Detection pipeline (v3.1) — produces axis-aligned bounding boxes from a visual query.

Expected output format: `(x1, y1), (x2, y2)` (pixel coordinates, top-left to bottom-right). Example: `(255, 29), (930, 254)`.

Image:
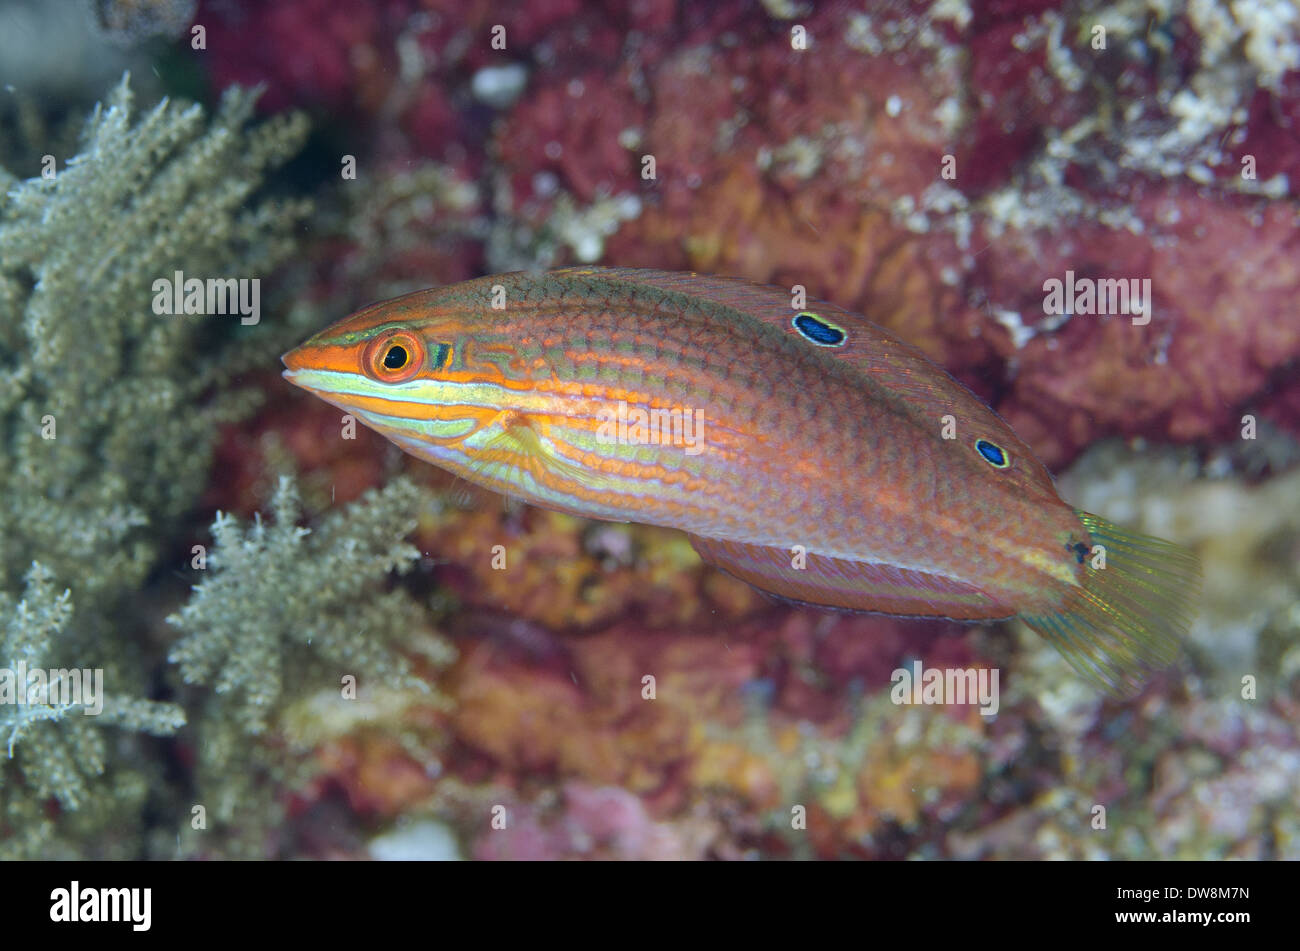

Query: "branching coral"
(167, 476), (454, 856)
(0, 74), (308, 853)
(0, 564), (185, 858)
(169, 476), (446, 734)
(0, 74), (309, 603)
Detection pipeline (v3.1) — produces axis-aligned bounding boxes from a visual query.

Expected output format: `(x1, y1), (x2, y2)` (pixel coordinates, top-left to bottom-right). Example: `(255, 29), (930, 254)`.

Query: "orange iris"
(363, 331), (426, 384)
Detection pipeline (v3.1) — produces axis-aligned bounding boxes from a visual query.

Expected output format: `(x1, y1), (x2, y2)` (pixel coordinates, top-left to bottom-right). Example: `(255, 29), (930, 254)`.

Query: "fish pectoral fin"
(687, 535), (1012, 621)
(481, 413), (605, 492)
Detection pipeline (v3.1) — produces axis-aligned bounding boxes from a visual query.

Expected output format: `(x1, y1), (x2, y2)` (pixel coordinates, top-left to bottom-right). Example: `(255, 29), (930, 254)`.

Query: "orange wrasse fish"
(282, 267), (1200, 692)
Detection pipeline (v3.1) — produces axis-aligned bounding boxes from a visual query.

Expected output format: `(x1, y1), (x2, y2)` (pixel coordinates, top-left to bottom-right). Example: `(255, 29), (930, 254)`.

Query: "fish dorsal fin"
(688, 534), (1014, 622)
(550, 266), (977, 411)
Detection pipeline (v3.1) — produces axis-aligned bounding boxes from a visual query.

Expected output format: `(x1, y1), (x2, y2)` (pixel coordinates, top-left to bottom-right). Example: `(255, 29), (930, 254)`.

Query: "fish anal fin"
(688, 535), (1012, 621)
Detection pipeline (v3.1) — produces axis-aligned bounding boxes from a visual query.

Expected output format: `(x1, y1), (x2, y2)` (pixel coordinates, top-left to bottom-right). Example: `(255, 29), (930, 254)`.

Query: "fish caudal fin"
(1021, 511), (1201, 695)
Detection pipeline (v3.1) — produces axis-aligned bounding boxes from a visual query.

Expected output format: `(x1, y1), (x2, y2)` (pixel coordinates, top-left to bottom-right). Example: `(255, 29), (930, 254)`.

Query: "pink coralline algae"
(472, 782), (718, 860)
(202, 0), (418, 115)
(974, 187), (1300, 463)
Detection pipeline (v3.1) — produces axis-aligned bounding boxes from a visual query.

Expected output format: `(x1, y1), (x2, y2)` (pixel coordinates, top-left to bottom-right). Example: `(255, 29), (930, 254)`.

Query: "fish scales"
(478, 280), (910, 551)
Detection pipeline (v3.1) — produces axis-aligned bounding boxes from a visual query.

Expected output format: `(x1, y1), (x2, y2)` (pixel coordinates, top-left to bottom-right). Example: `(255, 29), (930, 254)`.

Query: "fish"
(282, 267), (1200, 693)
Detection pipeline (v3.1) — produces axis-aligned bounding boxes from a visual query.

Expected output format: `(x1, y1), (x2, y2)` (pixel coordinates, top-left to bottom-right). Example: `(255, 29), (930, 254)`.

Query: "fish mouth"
(278, 360), (357, 416)
(281, 348), (315, 390)
(281, 366), (327, 399)
(280, 356), (322, 397)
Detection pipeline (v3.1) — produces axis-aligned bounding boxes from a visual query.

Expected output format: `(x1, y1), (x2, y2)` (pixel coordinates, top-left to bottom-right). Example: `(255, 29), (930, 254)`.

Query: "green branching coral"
(0, 74), (309, 853)
(169, 476), (446, 735)
(0, 564), (184, 858)
(168, 476), (454, 857)
(0, 74), (309, 604)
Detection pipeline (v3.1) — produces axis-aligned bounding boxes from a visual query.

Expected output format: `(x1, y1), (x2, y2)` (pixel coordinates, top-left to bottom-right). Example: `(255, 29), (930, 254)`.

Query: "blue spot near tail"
(975, 438), (1009, 468)
(792, 312), (847, 347)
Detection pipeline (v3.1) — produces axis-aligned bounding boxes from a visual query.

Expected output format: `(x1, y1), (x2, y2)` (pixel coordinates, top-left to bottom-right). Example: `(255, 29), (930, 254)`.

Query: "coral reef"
(416, 506), (764, 631)
(471, 782), (721, 861)
(183, 0), (1300, 858)
(2, 1), (1297, 861)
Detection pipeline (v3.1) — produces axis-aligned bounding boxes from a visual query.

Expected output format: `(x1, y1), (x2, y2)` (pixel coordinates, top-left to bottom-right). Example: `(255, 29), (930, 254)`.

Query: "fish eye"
(975, 438), (1010, 468)
(383, 345), (408, 370)
(363, 331), (425, 383)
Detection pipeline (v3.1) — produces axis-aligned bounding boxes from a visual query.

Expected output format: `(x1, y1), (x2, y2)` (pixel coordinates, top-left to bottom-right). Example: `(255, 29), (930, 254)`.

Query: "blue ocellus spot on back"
(975, 438), (1009, 468)
(792, 312), (847, 347)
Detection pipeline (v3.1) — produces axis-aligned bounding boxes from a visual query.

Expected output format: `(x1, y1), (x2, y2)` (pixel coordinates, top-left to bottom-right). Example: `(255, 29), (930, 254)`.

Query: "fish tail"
(1020, 510), (1201, 694)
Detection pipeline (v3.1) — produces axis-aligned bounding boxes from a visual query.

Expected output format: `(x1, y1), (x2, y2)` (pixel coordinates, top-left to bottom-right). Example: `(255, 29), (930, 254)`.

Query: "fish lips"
(281, 347), (319, 392)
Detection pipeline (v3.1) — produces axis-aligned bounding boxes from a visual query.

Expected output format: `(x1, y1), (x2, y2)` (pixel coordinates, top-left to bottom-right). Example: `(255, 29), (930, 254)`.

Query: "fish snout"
(281, 345), (320, 389)
(280, 346), (317, 393)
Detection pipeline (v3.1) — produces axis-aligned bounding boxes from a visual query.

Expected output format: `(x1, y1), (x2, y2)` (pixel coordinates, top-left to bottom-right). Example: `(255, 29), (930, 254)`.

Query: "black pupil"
(383, 345), (408, 370)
